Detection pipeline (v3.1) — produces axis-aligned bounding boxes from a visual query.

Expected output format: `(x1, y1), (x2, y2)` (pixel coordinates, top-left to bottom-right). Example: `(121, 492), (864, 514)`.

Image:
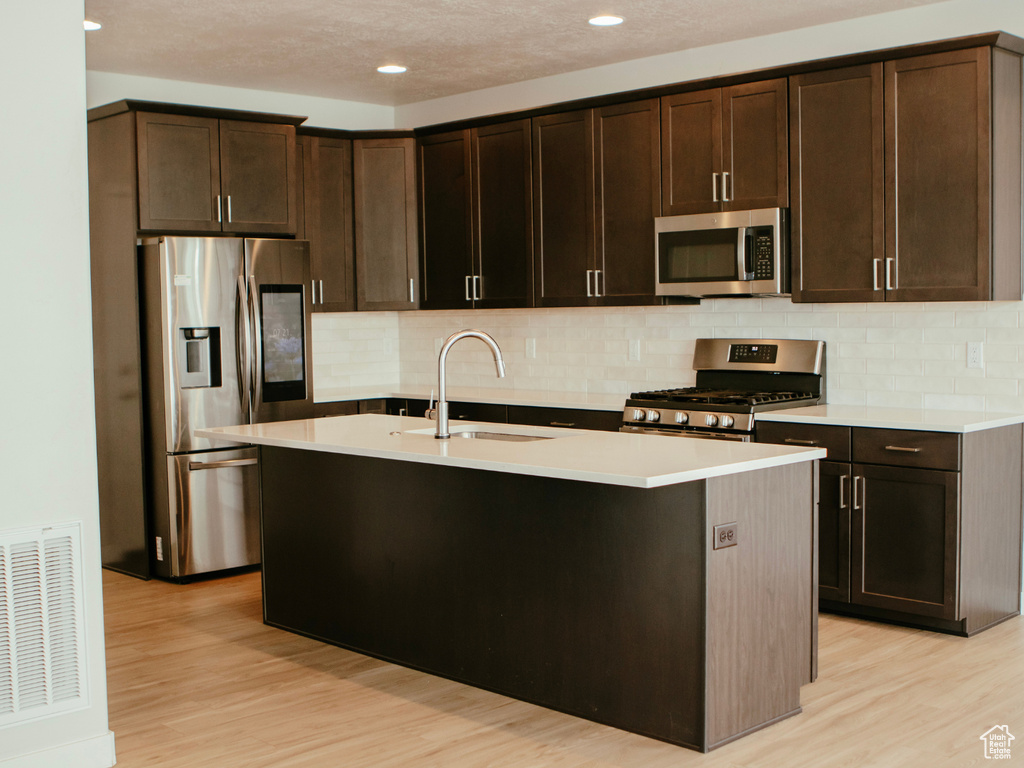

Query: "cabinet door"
(885, 48), (991, 301)
(660, 88), (722, 215)
(136, 112), (221, 232)
(851, 463), (959, 620)
(419, 131), (474, 309)
(594, 99), (660, 305)
(789, 65), (884, 303)
(818, 461), (852, 603)
(532, 110), (596, 307)
(309, 137), (355, 312)
(721, 78), (788, 210)
(353, 138), (419, 310)
(219, 120), (297, 235)
(473, 120), (534, 309)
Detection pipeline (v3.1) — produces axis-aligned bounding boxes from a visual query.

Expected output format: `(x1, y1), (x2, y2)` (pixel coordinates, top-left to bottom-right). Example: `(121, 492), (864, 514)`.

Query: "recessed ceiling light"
(589, 15), (623, 26)
(377, 65), (407, 74)
(84, 20), (102, 31)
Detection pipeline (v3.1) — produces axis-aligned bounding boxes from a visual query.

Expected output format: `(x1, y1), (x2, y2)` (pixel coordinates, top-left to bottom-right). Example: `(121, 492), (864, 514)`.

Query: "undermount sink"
(451, 430), (553, 442)
(402, 425), (560, 442)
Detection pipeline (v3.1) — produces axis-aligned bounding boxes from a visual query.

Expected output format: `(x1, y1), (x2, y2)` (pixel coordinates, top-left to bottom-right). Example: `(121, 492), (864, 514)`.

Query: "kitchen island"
(199, 414), (825, 752)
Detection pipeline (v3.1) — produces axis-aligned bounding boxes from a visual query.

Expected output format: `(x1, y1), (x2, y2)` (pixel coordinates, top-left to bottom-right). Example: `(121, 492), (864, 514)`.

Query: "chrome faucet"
(433, 329), (505, 439)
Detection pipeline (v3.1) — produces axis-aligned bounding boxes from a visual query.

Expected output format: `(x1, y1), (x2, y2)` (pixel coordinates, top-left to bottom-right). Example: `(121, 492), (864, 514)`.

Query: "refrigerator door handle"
(247, 275), (263, 416)
(188, 457), (259, 471)
(236, 276), (252, 417)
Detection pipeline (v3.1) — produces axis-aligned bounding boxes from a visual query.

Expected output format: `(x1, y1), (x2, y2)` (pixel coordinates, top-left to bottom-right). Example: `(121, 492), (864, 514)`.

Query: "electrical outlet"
(628, 339), (641, 362)
(713, 523), (738, 550)
(967, 341), (984, 369)
(526, 338), (536, 359)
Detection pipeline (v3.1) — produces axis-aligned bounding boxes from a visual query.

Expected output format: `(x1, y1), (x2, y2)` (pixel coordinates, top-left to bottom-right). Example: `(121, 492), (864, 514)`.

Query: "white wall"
(86, 70), (394, 130)
(0, 1), (114, 767)
(396, 0), (1024, 127)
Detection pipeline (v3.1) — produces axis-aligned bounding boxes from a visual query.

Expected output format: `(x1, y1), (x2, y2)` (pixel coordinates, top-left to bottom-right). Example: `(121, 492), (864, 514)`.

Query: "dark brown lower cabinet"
(852, 463), (959, 620)
(757, 420), (1022, 635)
(817, 461), (851, 603)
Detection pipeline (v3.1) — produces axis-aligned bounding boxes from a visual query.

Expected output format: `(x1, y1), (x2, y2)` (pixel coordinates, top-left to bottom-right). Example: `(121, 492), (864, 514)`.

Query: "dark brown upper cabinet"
(297, 134), (356, 312)
(789, 64), (885, 303)
(791, 47), (1023, 303)
(136, 112), (297, 235)
(353, 137), (420, 311)
(661, 79), (788, 216)
(533, 99), (661, 307)
(419, 120), (534, 310)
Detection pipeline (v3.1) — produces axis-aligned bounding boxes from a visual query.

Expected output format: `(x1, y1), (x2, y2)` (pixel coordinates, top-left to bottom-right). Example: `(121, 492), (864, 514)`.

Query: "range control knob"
(631, 408), (646, 421)
(646, 410), (660, 423)
(720, 414), (735, 428)
(675, 411), (689, 425)
(705, 414), (719, 427)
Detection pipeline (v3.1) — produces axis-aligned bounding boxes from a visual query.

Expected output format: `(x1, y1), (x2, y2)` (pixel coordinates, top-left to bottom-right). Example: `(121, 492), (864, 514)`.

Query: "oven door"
(621, 425), (751, 442)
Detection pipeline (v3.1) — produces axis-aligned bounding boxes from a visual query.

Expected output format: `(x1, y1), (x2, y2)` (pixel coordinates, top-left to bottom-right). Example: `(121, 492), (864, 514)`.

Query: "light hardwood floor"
(103, 569), (1024, 767)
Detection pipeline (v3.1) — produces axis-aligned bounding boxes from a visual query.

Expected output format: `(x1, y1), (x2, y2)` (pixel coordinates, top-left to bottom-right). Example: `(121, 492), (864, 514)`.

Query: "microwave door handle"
(736, 227), (754, 280)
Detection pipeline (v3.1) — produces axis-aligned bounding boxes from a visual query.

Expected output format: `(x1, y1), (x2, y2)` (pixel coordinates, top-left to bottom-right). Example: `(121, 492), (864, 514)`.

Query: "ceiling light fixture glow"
(84, 20), (102, 31)
(377, 65), (407, 74)
(588, 15), (623, 26)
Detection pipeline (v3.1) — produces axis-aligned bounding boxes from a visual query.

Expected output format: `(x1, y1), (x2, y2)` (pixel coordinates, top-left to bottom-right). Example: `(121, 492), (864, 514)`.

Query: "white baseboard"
(1, 732), (115, 768)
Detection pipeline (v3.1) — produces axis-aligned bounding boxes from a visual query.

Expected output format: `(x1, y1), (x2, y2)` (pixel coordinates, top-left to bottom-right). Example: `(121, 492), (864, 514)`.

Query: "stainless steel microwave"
(654, 207), (789, 298)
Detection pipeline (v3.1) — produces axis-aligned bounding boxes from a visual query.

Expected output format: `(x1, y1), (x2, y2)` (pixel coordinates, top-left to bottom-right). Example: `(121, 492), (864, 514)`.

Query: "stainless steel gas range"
(621, 338), (825, 441)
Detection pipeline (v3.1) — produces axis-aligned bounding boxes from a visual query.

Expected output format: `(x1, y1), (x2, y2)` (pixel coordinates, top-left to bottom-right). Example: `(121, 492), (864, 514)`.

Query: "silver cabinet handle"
(873, 259), (881, 291)
(712, 173), (719, 202)
(465, 275), (472, 301)
(188, 457), (258, 471)
(227, 195), (233, 223)
(550, 421), (576, 427)
(217, 195), (223, 223)
(586, 269), (594, 298)
(722, 171), (731, 202)
(311, 279), (317, 306)
(839, 474), (849, 510)
(852, 475), (865, 511)
(884, 445), (922, 453)
(885, 257), (896, 290)
(319, 279), (324, 304)
(409, 278), (415, 303)
(474, 275), (481, 301)
(784, 438), (818, 446)
(594, 270), (602, 297)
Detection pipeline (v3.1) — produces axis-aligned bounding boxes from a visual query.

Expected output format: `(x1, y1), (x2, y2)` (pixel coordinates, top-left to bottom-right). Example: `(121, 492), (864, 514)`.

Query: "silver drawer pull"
(188, 458), (258, 471)
(784, 438), (818, 446)
(884, 445), (922, 453)
(839, 474), (849, 510)
(550, 422), (575, 427)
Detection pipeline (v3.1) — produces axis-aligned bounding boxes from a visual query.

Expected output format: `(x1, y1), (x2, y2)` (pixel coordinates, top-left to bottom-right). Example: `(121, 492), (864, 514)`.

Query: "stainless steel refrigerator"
(137, 236), (313, 579)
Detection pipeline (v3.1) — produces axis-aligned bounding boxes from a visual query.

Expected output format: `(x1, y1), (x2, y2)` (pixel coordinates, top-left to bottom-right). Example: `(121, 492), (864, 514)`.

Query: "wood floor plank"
(103, 569), (1024, 767)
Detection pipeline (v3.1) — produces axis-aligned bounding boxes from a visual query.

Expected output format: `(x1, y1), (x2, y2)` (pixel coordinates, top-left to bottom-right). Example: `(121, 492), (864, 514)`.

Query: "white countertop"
(759, 405), (1024, 434)
(198, 414), (825, 489)
(315, 385), (627, 412)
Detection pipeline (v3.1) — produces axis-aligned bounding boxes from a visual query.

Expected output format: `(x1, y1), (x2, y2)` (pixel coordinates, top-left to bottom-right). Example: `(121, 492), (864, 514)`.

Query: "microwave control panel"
(752, 227), (775, 280)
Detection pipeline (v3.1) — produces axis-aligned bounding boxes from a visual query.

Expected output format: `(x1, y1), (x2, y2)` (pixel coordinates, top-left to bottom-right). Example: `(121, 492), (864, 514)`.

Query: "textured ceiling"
(83, 0), (949, 107)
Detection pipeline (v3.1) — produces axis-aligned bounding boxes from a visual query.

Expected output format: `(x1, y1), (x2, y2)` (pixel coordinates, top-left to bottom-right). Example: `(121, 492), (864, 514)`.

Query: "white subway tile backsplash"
(311, 300), (1024, 414)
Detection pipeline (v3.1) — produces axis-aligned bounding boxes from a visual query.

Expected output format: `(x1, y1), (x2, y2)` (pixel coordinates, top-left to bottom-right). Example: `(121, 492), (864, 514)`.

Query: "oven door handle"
(736, 227), (754, 280)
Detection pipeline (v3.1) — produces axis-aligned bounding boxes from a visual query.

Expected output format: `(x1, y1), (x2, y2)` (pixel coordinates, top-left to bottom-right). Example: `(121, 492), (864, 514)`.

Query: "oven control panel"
(622, 406), (753, 435)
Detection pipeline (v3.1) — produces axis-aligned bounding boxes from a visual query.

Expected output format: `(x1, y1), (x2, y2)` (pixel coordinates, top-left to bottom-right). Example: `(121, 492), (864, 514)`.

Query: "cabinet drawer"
(756, 421), (851, 461)
(852, 428), (960, 471)
(507, 405), (622, 432)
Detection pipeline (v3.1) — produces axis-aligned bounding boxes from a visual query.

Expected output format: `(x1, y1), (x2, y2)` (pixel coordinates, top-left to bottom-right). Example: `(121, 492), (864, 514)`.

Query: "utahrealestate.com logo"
(980, 725), (1015, 760)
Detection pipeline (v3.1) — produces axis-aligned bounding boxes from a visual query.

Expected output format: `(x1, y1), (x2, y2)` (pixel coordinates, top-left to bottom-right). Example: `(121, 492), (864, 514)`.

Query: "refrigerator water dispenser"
(178, 327), (222, 388)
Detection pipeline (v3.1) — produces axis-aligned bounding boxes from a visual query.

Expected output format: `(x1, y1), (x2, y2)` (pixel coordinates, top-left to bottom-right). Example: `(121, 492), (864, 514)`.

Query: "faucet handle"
(425, 388), (436, 420)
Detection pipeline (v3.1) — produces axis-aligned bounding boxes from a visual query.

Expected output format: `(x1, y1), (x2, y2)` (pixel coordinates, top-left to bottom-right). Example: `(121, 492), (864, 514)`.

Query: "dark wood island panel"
(258, 447), (815, 751)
